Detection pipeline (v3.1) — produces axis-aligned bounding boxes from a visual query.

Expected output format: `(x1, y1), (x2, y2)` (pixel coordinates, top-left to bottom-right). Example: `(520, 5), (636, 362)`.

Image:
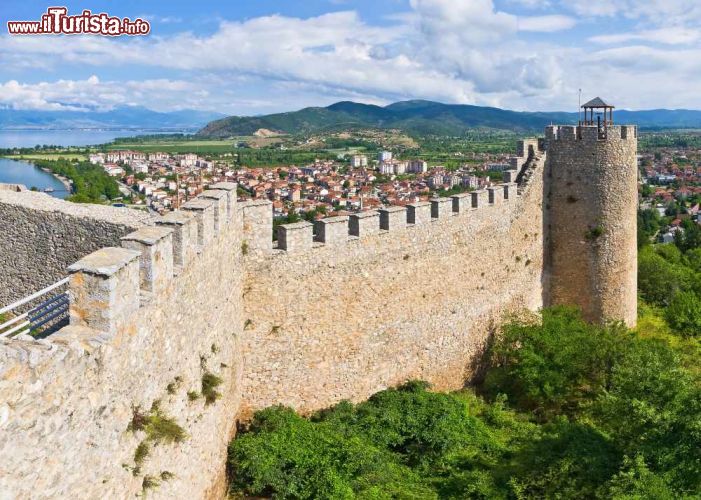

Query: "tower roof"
(581, 97), (614, 109)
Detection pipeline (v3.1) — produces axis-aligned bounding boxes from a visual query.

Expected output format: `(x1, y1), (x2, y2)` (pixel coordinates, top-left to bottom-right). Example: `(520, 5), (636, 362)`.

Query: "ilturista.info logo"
(7, 7), (150, 36)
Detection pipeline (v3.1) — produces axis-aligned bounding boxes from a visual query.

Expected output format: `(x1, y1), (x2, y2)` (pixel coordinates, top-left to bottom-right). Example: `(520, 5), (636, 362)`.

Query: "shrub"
(128, 404), (187, 444)
(202, 372), (223, 405)
(638, 246), (696, 306)
(585, 225), (604, 240)
(160, 471), (175, 481)
(483, 306), (629, 418)
(664, 291), (701, 338)
(146, 412), (187, 444)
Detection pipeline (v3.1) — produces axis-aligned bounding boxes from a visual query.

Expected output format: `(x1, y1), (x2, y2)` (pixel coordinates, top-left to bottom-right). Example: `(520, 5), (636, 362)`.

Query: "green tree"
(664, 291), (701, 337)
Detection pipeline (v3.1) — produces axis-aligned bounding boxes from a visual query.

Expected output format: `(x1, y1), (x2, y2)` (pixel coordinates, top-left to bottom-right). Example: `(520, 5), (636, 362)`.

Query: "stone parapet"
(209, 182), (238, 220)
(430, 197), (453, 219)
(314, 216), (349, 246)
(407, 202), (431, 225)
(182, 199), (215, 246)
(503, 182), (517, 201)
(488, 186), (504, 205)
(503, 169), (518, 183)
(278, 221), (314, 252)
(67, 247), (141, 335)
(200, 190), (229, 230)
(451, 193), (471, 214)
(379, 206), (407, 231)
(471, 189), (488, 208)
(239, 199), (273, 254)
(349, 211), (380, 237)
(121, 226), (175, 294)
(155, 211), (197, 267)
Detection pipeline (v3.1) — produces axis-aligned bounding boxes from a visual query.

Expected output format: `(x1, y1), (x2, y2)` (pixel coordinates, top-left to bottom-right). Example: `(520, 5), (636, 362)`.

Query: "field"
(5, 153), (88, 161)
(105, 135), (285, 154)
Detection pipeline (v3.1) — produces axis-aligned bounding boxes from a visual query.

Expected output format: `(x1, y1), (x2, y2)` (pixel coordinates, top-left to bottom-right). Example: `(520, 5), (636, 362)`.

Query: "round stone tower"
(545, 98), (638, 326)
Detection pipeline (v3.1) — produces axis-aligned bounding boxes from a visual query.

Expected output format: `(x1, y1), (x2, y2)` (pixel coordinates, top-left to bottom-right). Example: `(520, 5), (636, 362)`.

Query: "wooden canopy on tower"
(581, 97), (614, 126)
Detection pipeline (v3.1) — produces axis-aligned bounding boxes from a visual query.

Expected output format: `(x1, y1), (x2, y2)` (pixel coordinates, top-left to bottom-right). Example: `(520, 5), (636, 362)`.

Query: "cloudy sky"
(1, 0), (700, 115)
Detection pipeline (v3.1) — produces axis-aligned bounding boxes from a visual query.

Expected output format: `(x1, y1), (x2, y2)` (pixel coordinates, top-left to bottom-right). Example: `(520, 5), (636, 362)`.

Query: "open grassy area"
(5, 153), (88, 161)
(105, 135), (285, 154)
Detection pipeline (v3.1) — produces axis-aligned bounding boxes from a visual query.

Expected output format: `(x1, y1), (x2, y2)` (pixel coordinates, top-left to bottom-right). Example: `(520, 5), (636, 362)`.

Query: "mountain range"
(198, 100), (701, 137)
(0, 106), (225, 131)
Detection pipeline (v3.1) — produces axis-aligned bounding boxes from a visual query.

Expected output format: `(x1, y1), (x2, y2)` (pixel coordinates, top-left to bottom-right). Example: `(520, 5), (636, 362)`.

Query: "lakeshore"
(38, 166), (73, 192)
(0, 158), (70, 198)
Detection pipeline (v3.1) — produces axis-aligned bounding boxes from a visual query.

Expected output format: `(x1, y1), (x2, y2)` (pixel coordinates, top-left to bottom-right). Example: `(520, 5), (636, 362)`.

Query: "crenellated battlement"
(266, 182), (522, 255)
(545, 124), (637, 143)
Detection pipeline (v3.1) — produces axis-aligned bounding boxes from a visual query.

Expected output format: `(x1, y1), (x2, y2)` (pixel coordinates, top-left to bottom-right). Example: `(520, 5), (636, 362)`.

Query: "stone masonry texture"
(0, 189), (150, 308)
(545, 125), (638, 326)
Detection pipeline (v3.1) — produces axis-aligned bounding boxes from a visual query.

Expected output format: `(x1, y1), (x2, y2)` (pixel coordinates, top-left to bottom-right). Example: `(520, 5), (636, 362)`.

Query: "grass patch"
(187, 391), (200, 402)
(585, 225), (604, 241)
(202, 372), (223, 405)
(142, 475), (160, 492)
(133, 441), (150, 475)
(5, 153), (87, 161)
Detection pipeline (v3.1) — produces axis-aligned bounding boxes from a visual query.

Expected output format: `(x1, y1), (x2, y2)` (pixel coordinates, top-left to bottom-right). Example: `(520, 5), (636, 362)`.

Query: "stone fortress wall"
(0, 184), (246, 499)
(0, 125), (636, 499)
(0, 185), (151, 307)
(239, 155), (546, 416)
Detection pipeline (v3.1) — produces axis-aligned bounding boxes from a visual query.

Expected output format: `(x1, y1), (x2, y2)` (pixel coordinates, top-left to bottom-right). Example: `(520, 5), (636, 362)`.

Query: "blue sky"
(2, 0), (701, 115)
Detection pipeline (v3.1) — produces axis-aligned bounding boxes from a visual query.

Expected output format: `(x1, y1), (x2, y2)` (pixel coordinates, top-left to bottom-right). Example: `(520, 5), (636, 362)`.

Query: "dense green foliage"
(228, 306), (700, 499)
(32, 158), (119, 203)
(235, 150), (336, 167)
(638, 231), (701, 338)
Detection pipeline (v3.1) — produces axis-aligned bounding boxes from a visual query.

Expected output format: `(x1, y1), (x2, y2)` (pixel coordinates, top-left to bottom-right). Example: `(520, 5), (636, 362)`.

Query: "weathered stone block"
(503, 169), (518, 183)
(240, 199), (273, 254)
(182, 199), (215, 246)
(379, 206), (407, 231)
(430, 197), (453, 219)
(407, 202), (431, 225)
(121, 226), (174, 294)
(314, 216), (349, 246)
(503, 182), (517, 200)
(451, 193), (471, 214)
(67, 247), (141, 334)
(278, 221), (313, 252)
(209, 182), (238, 220)
(488, 186), (504, 205)
(200, 190), (228, 230)
(471, 190), (488, 208)
(155, 210), (196, 266)
(349, 210), (380, 237)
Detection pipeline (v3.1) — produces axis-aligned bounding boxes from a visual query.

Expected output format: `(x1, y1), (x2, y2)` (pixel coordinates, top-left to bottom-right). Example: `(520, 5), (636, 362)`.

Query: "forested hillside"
(199, 100), (701, 138)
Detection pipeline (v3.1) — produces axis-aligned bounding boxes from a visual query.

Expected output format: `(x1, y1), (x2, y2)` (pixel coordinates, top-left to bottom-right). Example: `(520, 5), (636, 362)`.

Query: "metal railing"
(0, 278), (70, 339)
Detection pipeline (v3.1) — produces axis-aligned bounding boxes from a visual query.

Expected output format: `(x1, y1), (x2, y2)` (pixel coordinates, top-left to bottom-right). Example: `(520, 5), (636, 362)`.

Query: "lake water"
(0, 129), (190, 148)
(0, 158), (69, 199)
